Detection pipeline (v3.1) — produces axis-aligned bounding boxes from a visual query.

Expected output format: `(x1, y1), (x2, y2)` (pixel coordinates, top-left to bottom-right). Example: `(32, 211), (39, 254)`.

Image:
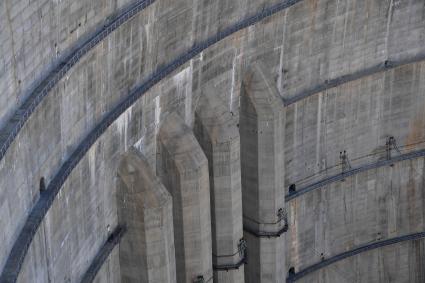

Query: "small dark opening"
(39, 177), (46, 192)
(288, 267), (295, 276)
(289, 184), (296, 193)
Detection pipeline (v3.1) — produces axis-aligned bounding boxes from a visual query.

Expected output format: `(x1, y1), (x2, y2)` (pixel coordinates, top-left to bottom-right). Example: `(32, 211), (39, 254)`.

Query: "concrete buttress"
(157, 113), (213, 283)
(117, 148), (176, 283)
(240, 62), (286, 283)
(194, 88), (245, 283)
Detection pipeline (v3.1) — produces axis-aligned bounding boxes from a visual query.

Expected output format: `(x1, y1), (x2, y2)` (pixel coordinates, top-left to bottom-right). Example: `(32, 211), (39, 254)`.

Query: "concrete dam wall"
(0, 0), (425, 282)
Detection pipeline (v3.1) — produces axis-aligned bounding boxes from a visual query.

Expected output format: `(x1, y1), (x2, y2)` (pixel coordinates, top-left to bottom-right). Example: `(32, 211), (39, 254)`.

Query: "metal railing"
(0, 1), (303, 281)
(80, 226), (126, 283)
(284, 54), (425, 106)
(213, 239), (247, 271)
(285, 148), (425, 201)
(243, 223), (288, 238)
(286, 231), (425, 282)
(0, 0), (156, 162)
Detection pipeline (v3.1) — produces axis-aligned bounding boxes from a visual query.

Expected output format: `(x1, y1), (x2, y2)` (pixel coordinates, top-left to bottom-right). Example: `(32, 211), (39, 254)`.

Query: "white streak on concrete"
(384, 0), (394, 58)
(116, 107), (133, 151)
(229, 52), (238, 112)
(173, 67), (192, 124)
(88, 146), (96, 186)
(155, 95), (161, 135)
(316, 95), (322, 173)
(134, 136), (145, 153)
(277, 11), (287, 95)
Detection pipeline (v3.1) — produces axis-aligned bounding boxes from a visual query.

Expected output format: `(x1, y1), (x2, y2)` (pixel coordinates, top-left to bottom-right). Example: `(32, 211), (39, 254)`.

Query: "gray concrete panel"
(157, 113), (213, 283)
(240, 62), (286, 283)
(117, 149), (176, 283)
(194, 86), (244, 282)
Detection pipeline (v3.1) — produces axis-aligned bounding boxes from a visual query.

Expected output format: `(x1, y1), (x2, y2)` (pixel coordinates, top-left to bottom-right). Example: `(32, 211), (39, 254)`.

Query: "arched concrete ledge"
(80, 226), (126, 283)
(286, 148), (425, 201)
(284, 52), (425, 106)
(0, 1), (305, 281)
(0, 0), (304, 163)
(287, 232), (425, 282)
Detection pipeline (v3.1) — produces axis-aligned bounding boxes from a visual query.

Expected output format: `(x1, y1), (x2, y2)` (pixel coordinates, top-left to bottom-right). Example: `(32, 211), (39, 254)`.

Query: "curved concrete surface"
(0, 1), (303, 281)
(1, 0), (425, 282)
(288, 232), (425, 282)
(286, 148), (425, 201)
(287, 157), (425, 273)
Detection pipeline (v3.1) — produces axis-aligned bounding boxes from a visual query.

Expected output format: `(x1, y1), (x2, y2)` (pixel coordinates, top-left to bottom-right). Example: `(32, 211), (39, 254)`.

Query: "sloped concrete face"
(194, 88), (244, 283)
(157, 113), (213, 283)
(240, 62), (286, 282)
(117, 149), (176, 283)
(297, 238), (425, 283)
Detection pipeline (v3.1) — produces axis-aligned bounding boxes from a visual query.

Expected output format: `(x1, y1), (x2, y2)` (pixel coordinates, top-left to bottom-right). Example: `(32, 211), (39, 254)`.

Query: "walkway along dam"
(1, 0), (425, 282)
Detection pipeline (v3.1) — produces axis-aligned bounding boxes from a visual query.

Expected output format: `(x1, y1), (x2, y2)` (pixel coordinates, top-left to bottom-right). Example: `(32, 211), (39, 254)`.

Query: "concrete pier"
(194, 88), (245, 283)
(117, 149), (176, 283)
(240, 63), (286, 282)
(157, 113), (213, 283)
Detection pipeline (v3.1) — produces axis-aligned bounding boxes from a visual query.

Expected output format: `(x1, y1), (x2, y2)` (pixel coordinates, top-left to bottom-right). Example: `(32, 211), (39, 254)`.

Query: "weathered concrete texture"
(278, 0), (425, 99)
(117, 149), (176, 283)
(2, 0), (425, 281)
(92, 247), (121, 283)
(284, 60), (425, 194)
(297, 238), (425, 283)
(0, 0), (281, 273)
(240, 62), (286, 282)
(0, 0), (135, 127)
(193, 86), (244, 282)
(288, 158), (425, 273)
(15, 139), (121, 283)
(157, 113), (213, 283)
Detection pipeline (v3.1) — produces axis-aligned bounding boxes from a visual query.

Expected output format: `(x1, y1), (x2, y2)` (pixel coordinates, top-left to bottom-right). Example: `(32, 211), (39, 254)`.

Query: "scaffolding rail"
(0, 0), (156, 161)
(286, 148), (425, 202)
(286, 231), (425, 282)
(284, 54), (425, 106)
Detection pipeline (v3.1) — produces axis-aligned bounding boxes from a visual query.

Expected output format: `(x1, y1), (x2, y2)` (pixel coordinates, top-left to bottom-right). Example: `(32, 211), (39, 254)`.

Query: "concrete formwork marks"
(117, 149), (176, 283)
(157, 113), (212, 283)
(194, 87), (244, 282)
(240, 62), (286, 283)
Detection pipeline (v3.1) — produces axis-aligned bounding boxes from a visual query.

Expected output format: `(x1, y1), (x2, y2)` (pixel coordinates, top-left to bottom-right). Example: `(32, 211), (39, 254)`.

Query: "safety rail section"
(213, 257), (247, 271)
(286, 231), (425, 282)
(0, 0), (156, 162)
(243, 223), (288, 238)
(212, 239), (247, 271)
(284, 52), (425, 106)
(80, 226), (126, 283)
(285, 148), (425, 201)
(0, 1), (304, 281)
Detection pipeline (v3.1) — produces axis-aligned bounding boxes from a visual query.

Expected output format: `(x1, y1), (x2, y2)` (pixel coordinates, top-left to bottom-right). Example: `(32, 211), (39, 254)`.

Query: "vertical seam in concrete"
(277, 10), (287, 96)
(4, 0), (19, 103)
(385, 0), (394, 60)
(41, 220), (52, 283)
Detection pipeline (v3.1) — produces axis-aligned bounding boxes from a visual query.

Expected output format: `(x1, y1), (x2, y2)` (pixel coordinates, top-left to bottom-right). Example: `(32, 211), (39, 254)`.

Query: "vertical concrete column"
(157, 113), (213, 283)
(194, 90), (245, 283)
(117, 149), (176, 283)
(240, 62), (286, 283)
